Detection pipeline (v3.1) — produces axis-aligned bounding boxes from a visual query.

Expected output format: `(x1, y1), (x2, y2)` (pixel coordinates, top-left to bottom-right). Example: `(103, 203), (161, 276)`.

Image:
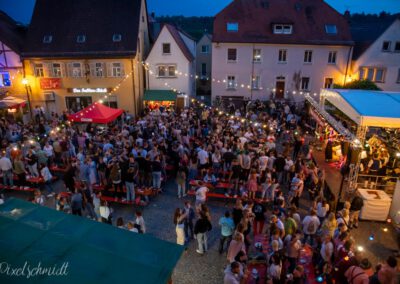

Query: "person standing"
(135, 211), (146, 233)
(124, 160), (137, 202)
(40, 164), (54, 197)
(184, 201), (195, 240)
(194, 212), (212, 255)
(176, 165), (187, 198)
(151, 155), (162, 190)
(349, 195), (364, 229)
(13, 155), (27, 186)
(195, 181), (209, 209)
(173, 208), (187, 246)
(26, 149), (39, 177)
(70, 188), (83, 216)
(252, 200), (266, 235)
(219, 211), (235, 254)
(0, 151), (13, 187)
(302, 209), (320, 246)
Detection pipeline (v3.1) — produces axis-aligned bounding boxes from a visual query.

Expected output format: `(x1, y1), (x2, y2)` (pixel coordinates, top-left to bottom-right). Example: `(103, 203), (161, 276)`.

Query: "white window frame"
(162, 43), (171, 54)
(359, 66), (386, 83)
(0, 71), (11, 87)
(227, 22), (239, 32)
(34, 63), (44, 77)
(113, 34), (122, 42)
(52, 63), (62, 78)
(253, 49), (261, 62)
(227, 75), (236, 90)
(201, 45), (210, 54)
(111, 62), (123, 77)
(251, 75), (261, 90)
(382, 41), (391, 52)
(93, 62), (104, 77)
(227, 48), (237, 62)
(77, 35), (86, 43)
(325, 24), (337, 34)
(71, 62), (82, 78)
(328, 51), (337, 64)
(273, 24), (292, 34)
(300, 77), (310, 91)
(43, 35), (52, 43)
(278, 49), (287, 63)
(304, 50), (313, 64)
(157, 64), (177, 78)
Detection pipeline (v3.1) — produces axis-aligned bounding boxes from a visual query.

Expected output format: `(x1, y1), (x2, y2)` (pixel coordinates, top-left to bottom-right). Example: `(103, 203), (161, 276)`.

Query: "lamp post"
(22, 78), (33, 121)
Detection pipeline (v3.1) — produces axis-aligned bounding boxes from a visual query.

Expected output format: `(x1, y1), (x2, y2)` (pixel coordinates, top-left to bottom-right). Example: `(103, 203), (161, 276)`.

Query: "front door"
(275, 80), (285, 99)
(65, 96), (92, 113)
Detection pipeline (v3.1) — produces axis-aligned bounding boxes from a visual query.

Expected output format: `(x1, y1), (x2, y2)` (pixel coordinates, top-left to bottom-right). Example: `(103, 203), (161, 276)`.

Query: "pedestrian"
(176, 165), (187, 198)
(219, 211), (235, 254)
(40, 164), (54, 197)
(184, 200), (195, 240)
(349, 195), (364, 229)
(135, 210), (146, 233)
(195, 181), (209, 209)
(70, 188), (83, 216)
(0, 151), (13, 187)
(194, 211), (212, 255)
(152, 155), (162, 190)
(252, 200), (266, 235)
(99, 199), (112, 224)
(173, 208), (187, 246)
(302, 209), (320, 246)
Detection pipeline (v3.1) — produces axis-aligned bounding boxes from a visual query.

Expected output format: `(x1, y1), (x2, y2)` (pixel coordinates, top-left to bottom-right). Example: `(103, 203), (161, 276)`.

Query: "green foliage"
(333, 80), (381, 90)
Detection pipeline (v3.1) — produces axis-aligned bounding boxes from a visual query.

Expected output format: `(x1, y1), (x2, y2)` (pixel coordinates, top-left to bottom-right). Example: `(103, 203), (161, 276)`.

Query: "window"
(77, 35), (86, 43)
(43, 35), (52, 43)
(397, 69), (400, 83)
(0, 72), (11, 87)
(382, 41), (391, 52)
(300, 77), (310, 90)
(70, 62), (82, 77)
(395, 42), (400, 52)
(34, 63), (44, 77)
(93, 63), (104, 77)
(325, 24), (337, 34)
(273, 24), (293, 34)
(201, 63), (207, 76)
(201, 45), (210, 53)
(52, 63), (62, 77)
(227, 75), (236, 89)
(253, 49), (261, 62)
(304, 50), (313, 63)
(112, 62), (123, 77)
(359, 67), (386, 83)
(113, 34), (122, 42)
(324, 78), (333, 88)
(162, 43), (171, 54)
(227, 22), (238, 32)
(251, 75), (261, 90)
(157, 65), (176, 77)
(328, 51), (337, 64)
(278, 49), (287, 63)
(227, 48), (237, 62)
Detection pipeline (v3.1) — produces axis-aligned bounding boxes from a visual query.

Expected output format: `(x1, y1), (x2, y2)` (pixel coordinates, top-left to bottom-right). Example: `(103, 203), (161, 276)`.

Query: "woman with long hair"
(173, 208), (187, 246)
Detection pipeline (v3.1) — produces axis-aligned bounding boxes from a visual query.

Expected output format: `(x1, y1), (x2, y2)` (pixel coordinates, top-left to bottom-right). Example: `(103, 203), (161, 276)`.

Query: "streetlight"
(22, 78), (33, 121)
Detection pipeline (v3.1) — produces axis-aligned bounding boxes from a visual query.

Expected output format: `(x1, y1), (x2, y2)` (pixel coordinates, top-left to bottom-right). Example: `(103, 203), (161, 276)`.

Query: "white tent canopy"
(321, 89), (400, 128)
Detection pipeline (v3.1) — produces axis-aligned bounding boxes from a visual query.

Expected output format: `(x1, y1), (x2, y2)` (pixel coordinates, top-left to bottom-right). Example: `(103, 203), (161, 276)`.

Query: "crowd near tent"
(68, 102), (123, 124)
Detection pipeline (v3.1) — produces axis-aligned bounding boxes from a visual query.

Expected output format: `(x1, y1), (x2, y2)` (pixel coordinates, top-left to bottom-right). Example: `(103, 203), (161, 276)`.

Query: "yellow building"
(21, 0), (150, 116)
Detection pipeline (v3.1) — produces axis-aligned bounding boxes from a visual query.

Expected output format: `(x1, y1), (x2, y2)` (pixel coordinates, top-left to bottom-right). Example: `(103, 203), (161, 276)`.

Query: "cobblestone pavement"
(4, 177), (399, 284)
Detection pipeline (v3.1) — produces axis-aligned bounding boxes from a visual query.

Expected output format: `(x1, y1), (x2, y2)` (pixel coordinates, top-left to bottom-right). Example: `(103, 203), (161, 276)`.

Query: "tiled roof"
(164, 24), (195, 62)
(22, 0), (143, 58)
(213, 0), (353, 46)
(0, 11), (26, 54)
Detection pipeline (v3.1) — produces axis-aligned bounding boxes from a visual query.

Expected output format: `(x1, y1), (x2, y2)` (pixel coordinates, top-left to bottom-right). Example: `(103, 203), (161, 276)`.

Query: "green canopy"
(0, 198), (183, 284)
(144, 90), (177, 101)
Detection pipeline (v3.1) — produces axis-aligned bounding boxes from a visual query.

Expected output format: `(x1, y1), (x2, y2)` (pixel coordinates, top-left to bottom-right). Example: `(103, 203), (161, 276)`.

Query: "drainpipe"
(131, 59), (137, 116)
(343, 45), (353, 86)
(250, 44), (255, 101)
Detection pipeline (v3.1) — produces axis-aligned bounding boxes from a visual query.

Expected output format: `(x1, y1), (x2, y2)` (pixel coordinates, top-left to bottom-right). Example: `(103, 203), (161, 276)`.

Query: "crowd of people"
(0, 99), (398, 283)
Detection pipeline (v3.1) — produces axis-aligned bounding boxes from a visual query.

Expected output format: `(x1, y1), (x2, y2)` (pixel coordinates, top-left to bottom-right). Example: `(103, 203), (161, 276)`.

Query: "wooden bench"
(0, 184), (36, 192)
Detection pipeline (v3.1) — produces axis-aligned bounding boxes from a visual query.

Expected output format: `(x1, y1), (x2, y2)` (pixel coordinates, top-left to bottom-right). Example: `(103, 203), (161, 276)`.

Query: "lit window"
(278, 49), (287, 63)
(162, 43), (171, 54)
(382, 41), (391, 52)
(112, 62), (123, 77)
(324, 78), (333, 88)
(251, 76), (261, 90)
(328, 51), (337, 64)
(273, 24), (292, 34)
(52, 63), (62, 77)
(227, 75), (236, 89)
(34, 63), (44, 77)
(94, 63), (104, 77)
(359, 67), (385, 83)
(253, 49), (261, 62)
(201, 45), (210, 53)
(43, 35), (52, 43)
(325, 24), (337, 34)
(227, 23), (238, 32)
(157, 65), (176, 77)
(227, 48), (237, 62)
(77, 35), (86, 43)
(0, 72), (11, 87)
(113, 34), (122, 42)
(71, 62), (82, 77)
(300, 77), (310, 90)
(304, 50), (313, 63)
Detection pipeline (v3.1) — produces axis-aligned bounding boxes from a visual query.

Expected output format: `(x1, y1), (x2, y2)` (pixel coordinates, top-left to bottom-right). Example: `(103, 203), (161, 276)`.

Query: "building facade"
(196, 34), (212, 96)
(351, 18), (400, 91)
(145, 24), (196, 97)
(21, 0), (150, 115)
(211, 0), (354, 103)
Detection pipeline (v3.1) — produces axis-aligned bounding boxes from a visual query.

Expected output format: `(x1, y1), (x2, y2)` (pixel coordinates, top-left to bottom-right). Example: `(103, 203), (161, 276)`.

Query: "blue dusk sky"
(0, 0), (399, 24)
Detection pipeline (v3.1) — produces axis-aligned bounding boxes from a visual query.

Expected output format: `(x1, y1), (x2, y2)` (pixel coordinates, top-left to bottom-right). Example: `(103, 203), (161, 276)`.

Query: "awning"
(0, 96), (26, 109)
(321, 89), (400, 128)
(0, 198), (184, 284)
(68, 102), (123, 124)
(144, 90), (177, 101)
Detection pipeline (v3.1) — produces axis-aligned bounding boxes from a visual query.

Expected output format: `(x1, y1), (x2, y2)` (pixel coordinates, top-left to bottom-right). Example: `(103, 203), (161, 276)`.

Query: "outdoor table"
(358, 188), (391, 221)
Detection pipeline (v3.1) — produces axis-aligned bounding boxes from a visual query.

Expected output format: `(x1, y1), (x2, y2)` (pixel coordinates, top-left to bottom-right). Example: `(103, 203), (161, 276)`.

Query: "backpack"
(306, 218), (316, 234)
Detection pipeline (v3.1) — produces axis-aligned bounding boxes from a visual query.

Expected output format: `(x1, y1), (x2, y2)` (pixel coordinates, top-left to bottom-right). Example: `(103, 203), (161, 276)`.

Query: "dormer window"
(227, 23), (239, 32)
(325, 24), (337, 34)
(113, 34), (122, 42)
(43, 35), (52, 43)
(273, 24), (292, 34)
(77, 35), (86, 43)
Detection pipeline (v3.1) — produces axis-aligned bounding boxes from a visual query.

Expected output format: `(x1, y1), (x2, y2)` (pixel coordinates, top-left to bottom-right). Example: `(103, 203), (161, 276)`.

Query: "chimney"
(344, 10), (351, 22)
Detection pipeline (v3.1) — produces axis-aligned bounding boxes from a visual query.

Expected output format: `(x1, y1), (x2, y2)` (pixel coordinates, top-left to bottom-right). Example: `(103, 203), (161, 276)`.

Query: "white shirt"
(259, 156), (268, 171)
(135, 216), (146, 233)
(197, 149), (208, 165)
(317, 203), (329, 218)
(302, 215), (320, 234)
(0, 157), (12, 171)
(40, 167), (53, 182)
(196, 186), (208, 202)
(100, 206), (110, 219)
(43, 145), (54, 157)
(320, 241), (334, 262)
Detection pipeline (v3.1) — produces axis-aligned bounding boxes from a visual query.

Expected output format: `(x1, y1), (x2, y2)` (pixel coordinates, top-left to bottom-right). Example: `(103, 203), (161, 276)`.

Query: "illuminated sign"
(72, 88), (108, 93)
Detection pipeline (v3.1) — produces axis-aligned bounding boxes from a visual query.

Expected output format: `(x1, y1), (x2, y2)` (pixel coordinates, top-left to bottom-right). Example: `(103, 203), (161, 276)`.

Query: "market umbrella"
(0, 96), (26, 109)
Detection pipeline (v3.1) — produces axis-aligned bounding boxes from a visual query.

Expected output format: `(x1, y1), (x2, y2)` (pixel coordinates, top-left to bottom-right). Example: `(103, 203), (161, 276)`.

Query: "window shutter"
(89, 63), (95, 77)
(43, 63), (51, 77)
(106, 63), (113, 77)
(101, 63), (106, 77)
(120, 63), (125, 77)
(67, 63), (73, 77)
(60, 63), (66, 77)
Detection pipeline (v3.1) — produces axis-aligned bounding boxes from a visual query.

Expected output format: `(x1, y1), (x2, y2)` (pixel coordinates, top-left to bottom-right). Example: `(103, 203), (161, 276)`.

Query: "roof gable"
(213, 0), (353, 46)
(0, 11), (26, 54)
(23, 0), (143, 58)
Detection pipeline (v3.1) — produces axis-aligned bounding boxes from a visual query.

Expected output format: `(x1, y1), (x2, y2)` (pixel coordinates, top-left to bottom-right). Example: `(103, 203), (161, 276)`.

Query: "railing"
(356, 174), (399, 192)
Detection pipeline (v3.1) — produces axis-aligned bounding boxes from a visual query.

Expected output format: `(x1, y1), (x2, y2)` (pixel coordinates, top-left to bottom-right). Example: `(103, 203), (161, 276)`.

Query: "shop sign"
(69, 88), (111, 93)
(309, 108), (325, 127)
(40, 78), (62, 90)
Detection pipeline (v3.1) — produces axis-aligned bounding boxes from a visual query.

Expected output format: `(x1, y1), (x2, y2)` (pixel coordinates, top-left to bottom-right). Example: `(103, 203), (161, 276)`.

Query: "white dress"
(176, 222), (185, 245)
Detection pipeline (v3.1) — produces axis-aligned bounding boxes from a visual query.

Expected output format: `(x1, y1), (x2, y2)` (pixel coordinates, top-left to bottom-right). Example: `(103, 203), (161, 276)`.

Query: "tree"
(333, 80), (381, 90)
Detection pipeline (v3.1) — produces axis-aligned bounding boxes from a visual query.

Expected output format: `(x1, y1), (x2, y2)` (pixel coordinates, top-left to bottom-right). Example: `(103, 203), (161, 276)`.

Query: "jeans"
(152, 171), (161, 189)
(2, 170), (13, 186)
(177, 182), (186, 197)
(85, 203), (97, 219)
(196, 232), (208, 253)
(219, 235), (232, 253)
(43, 180), (54, 194)
(28, 163), (39, 177)
(184, 220), (194, 239)
(125, 181), (135, 201)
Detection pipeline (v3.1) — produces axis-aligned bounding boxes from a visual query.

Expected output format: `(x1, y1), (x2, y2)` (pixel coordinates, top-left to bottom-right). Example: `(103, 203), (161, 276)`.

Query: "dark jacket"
(194, 217), (212, 234)
(350, 196), (364, 211)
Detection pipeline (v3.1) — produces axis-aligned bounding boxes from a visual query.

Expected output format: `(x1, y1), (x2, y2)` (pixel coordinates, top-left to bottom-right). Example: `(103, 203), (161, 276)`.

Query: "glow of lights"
(387, 218), (392, 223)
(230, 116), (234, 119)
(357, 246), (364, 252)
(369, 234), (374, 241)
(219, 111), (223, 115)
(272, 88), (276, 92)
(396, 153), (400, 158)
(316, 276), (324, 283)
(254, 123), (258, 126)
(241, 119), (245, 123)
(22, 78), (28, 85)
(383, 227), (388, 232)
(344, 256), (349, 261)
(99, 100), (104, 104)
(13, 147), (18, 151)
